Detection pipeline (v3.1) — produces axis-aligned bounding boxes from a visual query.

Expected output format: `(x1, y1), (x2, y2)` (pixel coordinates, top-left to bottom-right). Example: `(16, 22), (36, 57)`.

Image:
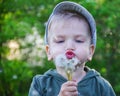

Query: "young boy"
(29, 1), (116, 96)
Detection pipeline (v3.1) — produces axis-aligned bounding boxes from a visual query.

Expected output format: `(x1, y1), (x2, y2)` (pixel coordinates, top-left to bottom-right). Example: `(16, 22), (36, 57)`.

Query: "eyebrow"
(74, 34), (86, 38)
(54, 35), (65, 38)
(53, 36), (64, 41)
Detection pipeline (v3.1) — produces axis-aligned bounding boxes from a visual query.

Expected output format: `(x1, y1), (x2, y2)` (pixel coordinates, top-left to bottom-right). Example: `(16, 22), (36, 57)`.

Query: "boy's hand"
(58, 80), (78, 96)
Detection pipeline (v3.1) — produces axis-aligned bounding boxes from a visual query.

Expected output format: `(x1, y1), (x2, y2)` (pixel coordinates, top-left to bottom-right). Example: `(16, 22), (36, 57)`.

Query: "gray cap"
(45, 1), (97, 47)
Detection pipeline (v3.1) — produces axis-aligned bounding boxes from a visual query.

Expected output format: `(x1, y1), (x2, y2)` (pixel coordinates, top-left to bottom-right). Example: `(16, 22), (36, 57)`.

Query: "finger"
(66, 86), (78, 92)
(60, 81), (77, 93)
(70, 91), (79, 96)
(64, 91), (79, 96)
(62, 82), (78, 92)
(65, 81), (77, 86)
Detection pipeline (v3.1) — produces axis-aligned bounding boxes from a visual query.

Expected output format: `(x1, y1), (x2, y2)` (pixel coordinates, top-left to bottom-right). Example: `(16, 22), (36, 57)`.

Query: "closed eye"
(75, 40), (84, 43)
(56, 40), (64, 43)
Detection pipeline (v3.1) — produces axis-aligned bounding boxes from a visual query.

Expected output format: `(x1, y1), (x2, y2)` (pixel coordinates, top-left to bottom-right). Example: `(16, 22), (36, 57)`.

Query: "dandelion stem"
(66, 68), (72, 80)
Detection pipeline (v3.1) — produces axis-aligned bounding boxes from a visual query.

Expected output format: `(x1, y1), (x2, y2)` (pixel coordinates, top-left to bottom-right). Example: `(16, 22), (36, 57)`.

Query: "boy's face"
(46, 18), (95, 65)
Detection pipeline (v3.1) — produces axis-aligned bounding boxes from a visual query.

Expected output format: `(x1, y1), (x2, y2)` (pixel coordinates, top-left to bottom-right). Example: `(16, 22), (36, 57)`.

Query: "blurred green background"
(0, 0), (120, 96)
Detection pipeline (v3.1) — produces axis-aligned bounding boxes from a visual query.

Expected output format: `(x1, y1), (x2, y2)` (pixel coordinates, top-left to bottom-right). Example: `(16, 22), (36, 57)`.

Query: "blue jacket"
(28, 67), (116, 96)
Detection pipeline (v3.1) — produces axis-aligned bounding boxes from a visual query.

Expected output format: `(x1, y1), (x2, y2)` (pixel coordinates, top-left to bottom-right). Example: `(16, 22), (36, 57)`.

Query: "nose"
(65, 39), (75, 51)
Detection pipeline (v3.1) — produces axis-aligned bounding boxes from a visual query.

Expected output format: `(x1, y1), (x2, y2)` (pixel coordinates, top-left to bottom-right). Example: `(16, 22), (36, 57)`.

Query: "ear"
(87, 44), (95, 61)
(45, 45), (53, 61)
